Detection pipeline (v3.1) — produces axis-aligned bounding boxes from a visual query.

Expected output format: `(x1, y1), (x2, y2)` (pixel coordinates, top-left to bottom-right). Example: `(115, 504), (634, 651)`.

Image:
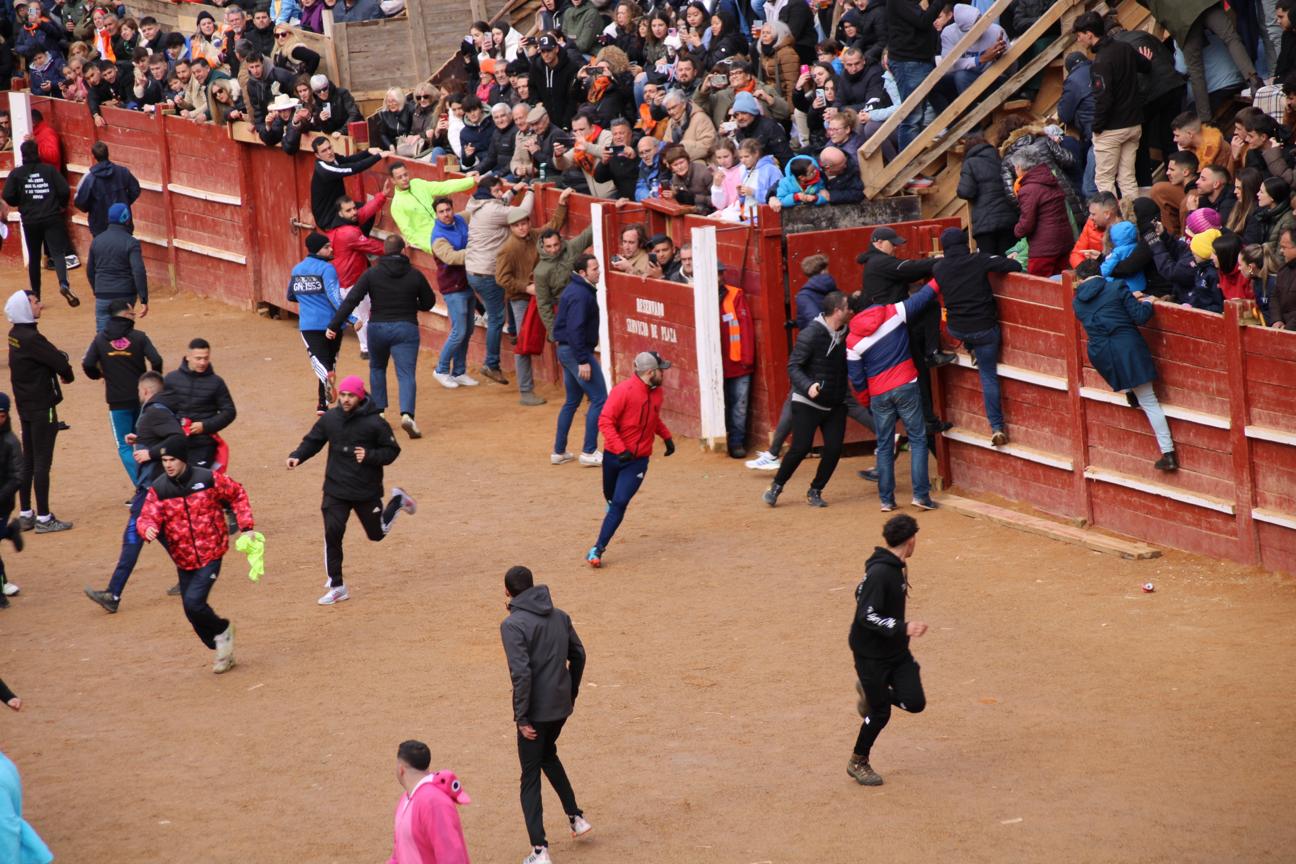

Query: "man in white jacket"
(464, 177), (534, 384)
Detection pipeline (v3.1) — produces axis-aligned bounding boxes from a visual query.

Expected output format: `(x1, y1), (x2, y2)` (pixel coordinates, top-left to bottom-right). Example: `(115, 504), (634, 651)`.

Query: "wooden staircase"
(861, 0), (1157, 223)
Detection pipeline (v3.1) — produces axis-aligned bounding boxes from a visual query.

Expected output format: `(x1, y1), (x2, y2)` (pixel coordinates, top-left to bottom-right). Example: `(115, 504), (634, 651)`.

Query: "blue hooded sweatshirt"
(795, 272), (838, 330)
(774, 155), (827, 208)
(742, 154), (783, 209)
(288, 254), (352, 331)
(1100, 221), (1145, 294)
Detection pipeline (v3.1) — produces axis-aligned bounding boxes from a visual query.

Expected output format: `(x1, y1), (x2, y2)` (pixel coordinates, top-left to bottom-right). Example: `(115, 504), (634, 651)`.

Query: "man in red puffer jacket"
(585, 351), (675, 569)
(137, 437), (255, 674)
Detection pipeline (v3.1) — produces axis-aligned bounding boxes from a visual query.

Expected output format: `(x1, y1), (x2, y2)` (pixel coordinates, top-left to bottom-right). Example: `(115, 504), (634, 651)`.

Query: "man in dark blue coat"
(74, 141), (141, 237)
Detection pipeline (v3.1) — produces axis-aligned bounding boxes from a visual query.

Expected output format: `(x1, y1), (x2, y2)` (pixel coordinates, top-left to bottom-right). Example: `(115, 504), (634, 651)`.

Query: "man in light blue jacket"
(288, 232), (353, 414)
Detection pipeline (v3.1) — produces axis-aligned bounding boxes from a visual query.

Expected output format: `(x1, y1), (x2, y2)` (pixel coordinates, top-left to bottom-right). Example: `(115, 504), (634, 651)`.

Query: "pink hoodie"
(387, 771), (471, 864)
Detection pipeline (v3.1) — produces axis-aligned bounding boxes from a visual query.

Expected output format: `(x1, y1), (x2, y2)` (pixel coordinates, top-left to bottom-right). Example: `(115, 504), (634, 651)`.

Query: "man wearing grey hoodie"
(500, 565), (591, 864)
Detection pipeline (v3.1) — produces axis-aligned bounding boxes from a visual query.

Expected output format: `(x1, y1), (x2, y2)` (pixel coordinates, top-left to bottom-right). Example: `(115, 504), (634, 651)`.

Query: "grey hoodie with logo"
(500, 584), (586, 725)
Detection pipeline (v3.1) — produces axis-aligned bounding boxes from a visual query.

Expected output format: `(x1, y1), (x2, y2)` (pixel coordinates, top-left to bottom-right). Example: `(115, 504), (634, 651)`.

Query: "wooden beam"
(862, 0), (1082, 197)
(872, 27), (1077, 198)
(941, 493), (1163, 560)
(405, 0), (435, 81)
(860, 0), (1016, 159)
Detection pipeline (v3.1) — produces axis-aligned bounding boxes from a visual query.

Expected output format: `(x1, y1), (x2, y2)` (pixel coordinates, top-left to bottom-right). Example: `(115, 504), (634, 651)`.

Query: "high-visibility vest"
(721, 285), (744, 363)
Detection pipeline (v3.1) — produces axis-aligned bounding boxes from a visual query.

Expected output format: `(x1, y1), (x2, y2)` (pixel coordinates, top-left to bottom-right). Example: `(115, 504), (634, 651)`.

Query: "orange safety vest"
(721, 285), (745, 363)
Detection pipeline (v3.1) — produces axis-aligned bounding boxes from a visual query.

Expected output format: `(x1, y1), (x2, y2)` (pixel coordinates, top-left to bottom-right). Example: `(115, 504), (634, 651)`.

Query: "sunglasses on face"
(416, 94), (432, 101)
(275, 31), (290, 37)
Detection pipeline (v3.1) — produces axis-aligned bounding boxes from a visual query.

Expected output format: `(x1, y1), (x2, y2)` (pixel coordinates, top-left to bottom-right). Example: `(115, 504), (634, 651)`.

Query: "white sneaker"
(400, 414), (423, 439)
(551, 452), (575, 465)
(433, 371), (460, 389)
(452, 373), (480, 387)
(570, 814), (593, 838)
(391, 486), (417, 515)
(578, 451), (603, 466)
(2, 582), (18, 596)
(318, 585), (350, 605)
(213, 624), (235, 673)
(745, 451), (781, 471)
(522, 848), (552, 864)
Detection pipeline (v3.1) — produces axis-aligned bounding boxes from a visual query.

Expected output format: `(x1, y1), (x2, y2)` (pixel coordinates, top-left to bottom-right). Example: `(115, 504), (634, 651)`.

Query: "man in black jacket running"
(500, 565), (591, 864)
(287, 374), (415, 606)
(164, 338), (237, 470)
(848, 513), (928, 787)
(763, 290), (852, 508)
(327, 235), (436, 439)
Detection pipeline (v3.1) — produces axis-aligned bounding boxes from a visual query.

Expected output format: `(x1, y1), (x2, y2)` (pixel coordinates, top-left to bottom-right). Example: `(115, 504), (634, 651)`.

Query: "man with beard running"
(84, 371), (186, 614)
(287, 375), (416, 606)
(847, 514), (929, 787)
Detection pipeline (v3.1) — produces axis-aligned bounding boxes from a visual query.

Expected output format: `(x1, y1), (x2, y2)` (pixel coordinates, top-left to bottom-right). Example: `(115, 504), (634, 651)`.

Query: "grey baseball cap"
(633, 351), (672, 373)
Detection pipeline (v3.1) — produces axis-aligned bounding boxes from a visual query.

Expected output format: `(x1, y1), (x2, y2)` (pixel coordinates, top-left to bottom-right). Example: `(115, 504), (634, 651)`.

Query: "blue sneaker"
(586, 546), (603, 568)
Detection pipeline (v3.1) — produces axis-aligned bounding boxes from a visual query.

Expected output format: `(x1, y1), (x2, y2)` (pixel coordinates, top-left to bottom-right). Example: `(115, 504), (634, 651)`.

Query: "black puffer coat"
(958, 142), (1019, 234)
(288, 396), (400, 501)
(787, 316), (850, 408)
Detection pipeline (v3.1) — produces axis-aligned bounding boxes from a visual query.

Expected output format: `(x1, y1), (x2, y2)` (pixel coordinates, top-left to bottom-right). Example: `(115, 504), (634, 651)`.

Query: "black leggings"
(301, 330), (340, 409)
(907, 303), (942, 425)
(773, 401), (846, 491)
(22, 218), (69, 299)
(322, 493), (401, 586)
(853, 652), (926, 760)
(973, 227), (1017, 256)
(19, 414), (57, 515)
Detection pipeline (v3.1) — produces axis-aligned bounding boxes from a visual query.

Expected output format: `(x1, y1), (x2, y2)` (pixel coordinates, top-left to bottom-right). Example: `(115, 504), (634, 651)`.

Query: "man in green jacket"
(387, 163), (478, 253)
(534, 222), (594, 339)
(559, 0), (601, 55)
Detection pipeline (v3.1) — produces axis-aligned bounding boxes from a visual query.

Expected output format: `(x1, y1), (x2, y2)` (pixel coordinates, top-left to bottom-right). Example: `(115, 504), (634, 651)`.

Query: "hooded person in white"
(937, 4), (1010, 91)
(4, 291), (35, 325)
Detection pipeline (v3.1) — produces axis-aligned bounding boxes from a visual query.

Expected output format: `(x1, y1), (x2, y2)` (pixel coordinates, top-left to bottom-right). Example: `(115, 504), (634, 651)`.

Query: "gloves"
(664, 438), (676, 457)
(617, 450), (634, 463)
(234, 531), (266, 582)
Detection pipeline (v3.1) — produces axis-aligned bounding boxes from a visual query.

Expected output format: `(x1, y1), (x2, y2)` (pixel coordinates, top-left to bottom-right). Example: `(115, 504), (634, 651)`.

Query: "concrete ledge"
(942, 493), (1162, 560)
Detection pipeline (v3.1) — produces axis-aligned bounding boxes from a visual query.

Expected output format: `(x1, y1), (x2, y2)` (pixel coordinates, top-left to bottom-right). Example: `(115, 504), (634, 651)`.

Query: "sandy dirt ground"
(0, 264), (1293, 864)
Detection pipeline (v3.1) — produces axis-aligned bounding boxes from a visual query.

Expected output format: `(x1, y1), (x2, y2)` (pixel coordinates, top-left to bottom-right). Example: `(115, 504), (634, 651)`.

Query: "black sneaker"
(17, 515), (33, 532)
(1154, 450), (1179, 472)
(0, 593), (8, 609)
(858, 468), (879, 482)
(167, 583), (182, 596)
(926, 351), (957, 368)
(728, 444), (747, 459)
(34, 514), (73, 533)
(762, 483), (783, 507)
(84, 588), (119, 614)
(360, 350), (370, 361)
(59, 283), (80, 307)
(806, 488), (828, 508)
(7, 520), (22, 552)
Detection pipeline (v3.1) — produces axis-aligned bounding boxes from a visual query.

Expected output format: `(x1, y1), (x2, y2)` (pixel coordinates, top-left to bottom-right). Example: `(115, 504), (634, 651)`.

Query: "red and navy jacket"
(598, 375), (672, 459)
(845, 283), (941, 400)
(137, 466), (254, 571)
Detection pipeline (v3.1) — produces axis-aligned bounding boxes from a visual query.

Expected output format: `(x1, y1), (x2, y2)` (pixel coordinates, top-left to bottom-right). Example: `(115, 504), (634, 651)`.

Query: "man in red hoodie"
(586, 351), (675, 567)
(325, 182), (389, 359)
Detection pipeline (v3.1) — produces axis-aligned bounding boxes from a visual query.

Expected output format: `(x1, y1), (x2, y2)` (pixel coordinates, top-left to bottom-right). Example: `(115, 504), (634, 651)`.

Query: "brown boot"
(1154, 450), (1179, 472)
(847, 754), (884, 786)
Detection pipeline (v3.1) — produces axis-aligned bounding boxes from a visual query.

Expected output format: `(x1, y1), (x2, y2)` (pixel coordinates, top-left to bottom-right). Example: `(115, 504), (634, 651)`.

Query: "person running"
(500, 565), (591, 864)
(86, 203), (148, 331)
(136, 437), (253, 674)
(5, 290), (74, 534)
(0, 395), (24, 607)
(328, 235), (436, 439)
(137, 440), (252, 673)
(287, 374), (416, 606)
(586, 351), (675, 568)
(81, 299), (163, 487)
(0, 141), (78, 307)
(288, 232), (348, 415)
(763, 290), (852, 508)
(551, 254), (607, 467)
(84, 371), (186, 614)
(386, 740), (472, 864)
(847, 514), (928, 787)
(164, 338), (237, 471)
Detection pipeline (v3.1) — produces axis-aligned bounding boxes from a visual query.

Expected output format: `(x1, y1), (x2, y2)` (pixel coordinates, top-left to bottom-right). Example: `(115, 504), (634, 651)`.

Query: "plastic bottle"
(539, 163), (547, 182)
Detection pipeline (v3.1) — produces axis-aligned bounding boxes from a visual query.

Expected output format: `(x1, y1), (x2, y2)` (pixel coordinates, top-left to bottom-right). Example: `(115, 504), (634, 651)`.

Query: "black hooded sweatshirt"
(329, 253), (435, 331)
(930, 236), (1023, 333)
(849, 547), (911, 660)
(7, 322), (73, 420)
(82, 316), (164, 410)
(288, 396), (400, 501)
(858, 246), (937, 306)
(134, 392), (186, 489)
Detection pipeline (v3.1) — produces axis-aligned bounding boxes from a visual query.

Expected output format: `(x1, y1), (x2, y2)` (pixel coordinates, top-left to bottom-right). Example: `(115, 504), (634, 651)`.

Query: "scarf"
(586, 74), (612, 104)
(572, 125), (604, 175)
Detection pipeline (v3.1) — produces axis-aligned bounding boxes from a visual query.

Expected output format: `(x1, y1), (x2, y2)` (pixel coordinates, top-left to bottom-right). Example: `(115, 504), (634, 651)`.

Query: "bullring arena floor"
(1, 265), (1293, 864)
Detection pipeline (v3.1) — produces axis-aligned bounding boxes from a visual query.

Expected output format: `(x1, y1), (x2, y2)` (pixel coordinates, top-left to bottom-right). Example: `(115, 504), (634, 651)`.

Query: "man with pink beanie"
(287, 375), (416, 606)
(386, 740), (471, 864)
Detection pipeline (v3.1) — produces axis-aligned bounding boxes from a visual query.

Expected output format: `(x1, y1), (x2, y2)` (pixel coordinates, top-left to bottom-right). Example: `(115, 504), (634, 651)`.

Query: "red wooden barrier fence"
(936, 273), (1296, 574)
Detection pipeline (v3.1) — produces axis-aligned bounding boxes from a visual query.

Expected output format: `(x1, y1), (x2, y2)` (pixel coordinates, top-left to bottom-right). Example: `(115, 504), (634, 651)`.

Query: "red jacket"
(598, 375), (672, 458)
(1014, 163), (1074, 260)
(720, 285), (755, 379)
(138, 466), (254, 571)
(32, 121), (63, 172)
(326, 193), (386, 287)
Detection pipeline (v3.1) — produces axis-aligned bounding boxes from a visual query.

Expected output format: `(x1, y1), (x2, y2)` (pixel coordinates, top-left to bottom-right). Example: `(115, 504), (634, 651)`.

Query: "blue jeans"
(597, 454), (649, 550)
(723, 374), (751, 449)
(891, 60), (937, 152)
(107, 487), (147, 599)
(94, 296), (131, 332)
(554, 344), (607, 455)
(366, 320), (421, 417)
(467, 273), (505, 370)
(178, 558), (228, 649)
(948, 325), (1004, 431)
(109, 407), (140, 486)
(436, 290), (473, 376)
(871, 381), (930, 506)
(1082, 144), (1097, 201)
